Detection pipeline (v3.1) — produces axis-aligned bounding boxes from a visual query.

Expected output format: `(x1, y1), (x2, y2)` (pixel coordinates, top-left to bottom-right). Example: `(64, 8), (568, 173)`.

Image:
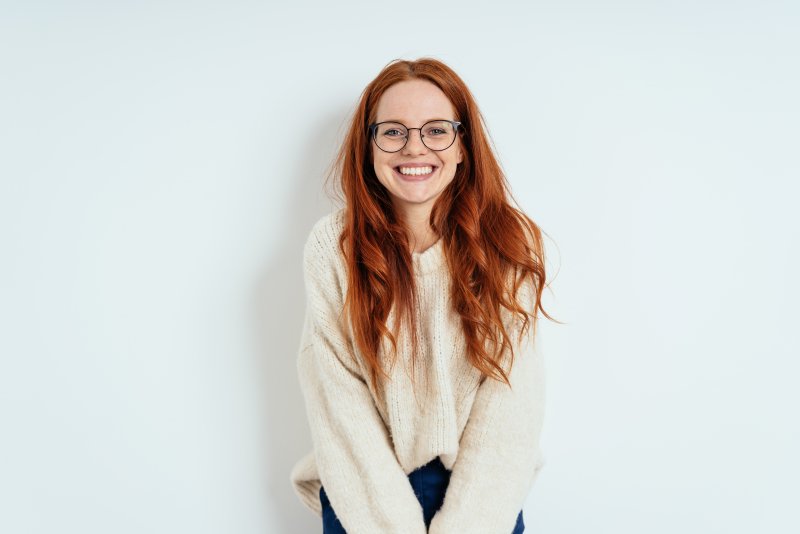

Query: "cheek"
(444, 151), (460, 167)
(372, 156), (393, 183)
(374, 160), (389, 179)
(373, 152), (389, 169)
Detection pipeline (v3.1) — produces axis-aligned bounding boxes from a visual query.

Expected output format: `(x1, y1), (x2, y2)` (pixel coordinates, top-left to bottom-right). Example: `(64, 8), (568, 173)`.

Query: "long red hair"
(323, 57), (558, 395)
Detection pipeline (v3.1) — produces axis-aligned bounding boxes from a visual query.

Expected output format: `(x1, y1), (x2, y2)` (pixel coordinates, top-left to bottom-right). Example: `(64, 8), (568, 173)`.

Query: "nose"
(402, 128), (428, 155)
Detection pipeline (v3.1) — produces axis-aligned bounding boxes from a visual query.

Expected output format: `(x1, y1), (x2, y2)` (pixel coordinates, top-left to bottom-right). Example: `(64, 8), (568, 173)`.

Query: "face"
(371, 79), (464, 219)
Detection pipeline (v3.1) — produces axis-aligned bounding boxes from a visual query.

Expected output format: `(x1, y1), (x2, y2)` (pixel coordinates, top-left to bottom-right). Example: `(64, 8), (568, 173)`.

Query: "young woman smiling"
(290, 57), (557, 534)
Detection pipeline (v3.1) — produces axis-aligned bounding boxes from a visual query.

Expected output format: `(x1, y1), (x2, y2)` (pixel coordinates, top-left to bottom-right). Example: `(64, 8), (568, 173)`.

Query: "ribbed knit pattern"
(290, 208), (546, 534)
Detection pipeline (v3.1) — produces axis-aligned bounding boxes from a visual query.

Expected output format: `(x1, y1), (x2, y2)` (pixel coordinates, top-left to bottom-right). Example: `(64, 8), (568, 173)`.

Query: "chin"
(392, 190), (442, 206)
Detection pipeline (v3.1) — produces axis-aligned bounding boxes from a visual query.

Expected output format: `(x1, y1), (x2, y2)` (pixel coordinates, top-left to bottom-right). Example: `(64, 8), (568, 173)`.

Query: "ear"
(456, 131), (465, 164)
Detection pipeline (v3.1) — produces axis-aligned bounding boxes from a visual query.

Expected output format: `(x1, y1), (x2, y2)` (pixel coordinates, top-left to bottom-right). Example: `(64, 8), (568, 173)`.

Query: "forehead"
(374, 79), (456, 123)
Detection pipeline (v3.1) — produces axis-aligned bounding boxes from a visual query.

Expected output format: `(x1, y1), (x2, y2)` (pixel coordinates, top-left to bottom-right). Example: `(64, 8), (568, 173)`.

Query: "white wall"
(1, 1), (797, 533)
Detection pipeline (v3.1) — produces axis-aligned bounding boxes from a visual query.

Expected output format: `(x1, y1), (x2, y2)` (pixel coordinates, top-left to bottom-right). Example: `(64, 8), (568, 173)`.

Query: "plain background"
(1, 1), (798, 533)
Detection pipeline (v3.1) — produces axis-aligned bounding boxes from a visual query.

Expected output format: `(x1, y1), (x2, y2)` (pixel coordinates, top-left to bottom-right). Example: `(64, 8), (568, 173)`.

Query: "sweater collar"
(412, 237), (446, 276)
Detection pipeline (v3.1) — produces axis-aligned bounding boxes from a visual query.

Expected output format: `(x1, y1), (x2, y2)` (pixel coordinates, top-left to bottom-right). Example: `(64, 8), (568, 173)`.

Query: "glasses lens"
(374, 122), (408, 152)
(421, 120), (456, 151)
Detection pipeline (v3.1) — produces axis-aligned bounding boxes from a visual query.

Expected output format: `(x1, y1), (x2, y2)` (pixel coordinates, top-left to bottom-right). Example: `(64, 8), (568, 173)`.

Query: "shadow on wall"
(249, 106), (350, 533)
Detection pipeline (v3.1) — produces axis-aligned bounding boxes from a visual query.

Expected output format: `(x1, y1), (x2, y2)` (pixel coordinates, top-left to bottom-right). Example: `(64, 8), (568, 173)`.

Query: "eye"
(383, 128), (405, 137)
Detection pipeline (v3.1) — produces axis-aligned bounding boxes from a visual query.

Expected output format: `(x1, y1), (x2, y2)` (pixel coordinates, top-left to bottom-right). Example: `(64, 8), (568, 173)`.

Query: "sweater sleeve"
(428, 283), (547, 534)
(296, 229), (428, 534)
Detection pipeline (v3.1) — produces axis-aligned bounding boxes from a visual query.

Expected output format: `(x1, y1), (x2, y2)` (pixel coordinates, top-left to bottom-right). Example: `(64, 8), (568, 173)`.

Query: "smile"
(394, 165), (437, 181)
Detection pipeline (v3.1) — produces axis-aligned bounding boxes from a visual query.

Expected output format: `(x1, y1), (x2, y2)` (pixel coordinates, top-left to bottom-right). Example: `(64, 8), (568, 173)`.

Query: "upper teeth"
(399, 166), (433, 175)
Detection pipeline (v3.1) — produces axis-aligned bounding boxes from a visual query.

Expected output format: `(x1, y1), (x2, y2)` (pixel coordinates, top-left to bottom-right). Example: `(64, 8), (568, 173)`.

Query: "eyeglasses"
(368, 119), (462, 153)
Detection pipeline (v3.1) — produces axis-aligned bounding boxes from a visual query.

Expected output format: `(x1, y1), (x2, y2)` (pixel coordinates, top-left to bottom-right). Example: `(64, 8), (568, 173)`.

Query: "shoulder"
(303, 208), (346, 266)
(302, 208), (348, 297)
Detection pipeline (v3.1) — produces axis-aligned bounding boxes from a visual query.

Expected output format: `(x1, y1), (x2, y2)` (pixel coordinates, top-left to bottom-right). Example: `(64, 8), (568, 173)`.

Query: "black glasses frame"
(367, 119), (463, 153)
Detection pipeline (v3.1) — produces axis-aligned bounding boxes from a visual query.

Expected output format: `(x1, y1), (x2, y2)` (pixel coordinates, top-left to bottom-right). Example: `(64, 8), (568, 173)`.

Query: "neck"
(395, 204), (438, 254)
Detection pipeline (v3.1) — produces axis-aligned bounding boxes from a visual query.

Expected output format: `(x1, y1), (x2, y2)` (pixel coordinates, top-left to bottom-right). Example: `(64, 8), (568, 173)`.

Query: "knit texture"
(290, 208), (546, 534)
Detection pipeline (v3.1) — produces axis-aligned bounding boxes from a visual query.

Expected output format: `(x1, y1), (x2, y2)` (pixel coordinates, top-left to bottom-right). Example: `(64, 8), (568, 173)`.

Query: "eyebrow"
(377, 117), (454, 124)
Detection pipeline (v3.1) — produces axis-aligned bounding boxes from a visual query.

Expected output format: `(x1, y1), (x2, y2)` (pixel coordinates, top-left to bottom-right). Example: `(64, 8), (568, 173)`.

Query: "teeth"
(398, 166), (433, 176)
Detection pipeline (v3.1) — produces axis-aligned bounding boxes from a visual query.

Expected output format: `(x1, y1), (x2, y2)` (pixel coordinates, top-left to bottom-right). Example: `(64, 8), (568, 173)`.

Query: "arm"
(428, 285), (547, 534)
(296, 230), (428, 534)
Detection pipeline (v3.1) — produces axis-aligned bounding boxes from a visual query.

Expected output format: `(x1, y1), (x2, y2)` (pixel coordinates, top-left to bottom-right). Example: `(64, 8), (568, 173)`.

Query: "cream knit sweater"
(290, 208), (546, 534)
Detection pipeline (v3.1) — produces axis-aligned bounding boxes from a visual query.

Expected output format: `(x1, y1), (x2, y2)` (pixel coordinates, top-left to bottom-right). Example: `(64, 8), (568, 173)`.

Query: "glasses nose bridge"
(403, 126), (427, 151)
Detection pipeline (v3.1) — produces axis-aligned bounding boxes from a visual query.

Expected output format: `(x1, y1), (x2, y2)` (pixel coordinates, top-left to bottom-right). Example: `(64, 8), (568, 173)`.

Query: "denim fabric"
(319, 456), (525, 533)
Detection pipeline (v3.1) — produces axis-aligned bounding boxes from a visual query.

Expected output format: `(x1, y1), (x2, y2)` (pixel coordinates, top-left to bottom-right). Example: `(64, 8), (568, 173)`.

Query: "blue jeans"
(319, 456), (525, 533)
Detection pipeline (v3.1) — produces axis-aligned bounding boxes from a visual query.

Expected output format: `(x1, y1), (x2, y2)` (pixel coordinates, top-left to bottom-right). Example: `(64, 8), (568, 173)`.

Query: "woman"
(290, 57), (556, 534)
